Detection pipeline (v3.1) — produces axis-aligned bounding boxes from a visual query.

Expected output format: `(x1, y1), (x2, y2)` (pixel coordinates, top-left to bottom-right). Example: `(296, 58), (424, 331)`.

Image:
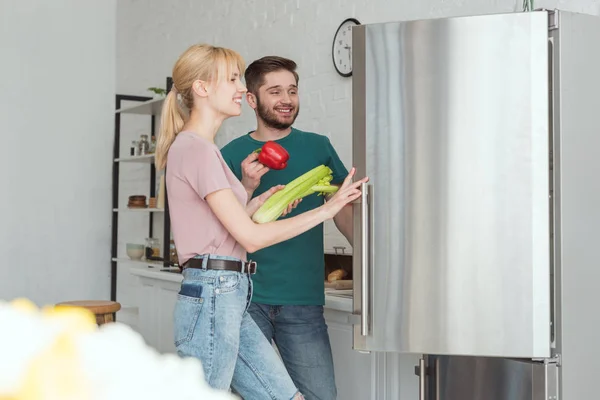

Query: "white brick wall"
(116, 0), (600, 254)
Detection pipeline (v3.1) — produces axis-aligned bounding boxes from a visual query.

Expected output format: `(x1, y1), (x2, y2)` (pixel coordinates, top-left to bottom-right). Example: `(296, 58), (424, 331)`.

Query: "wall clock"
(332, 18), (361, 77)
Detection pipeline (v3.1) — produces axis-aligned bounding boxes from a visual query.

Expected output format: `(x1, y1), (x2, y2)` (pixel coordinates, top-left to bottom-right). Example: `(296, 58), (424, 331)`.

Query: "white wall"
(116, 0), (600, 145)
(115, 0), (600, 253)
(0, 1), (116, 305)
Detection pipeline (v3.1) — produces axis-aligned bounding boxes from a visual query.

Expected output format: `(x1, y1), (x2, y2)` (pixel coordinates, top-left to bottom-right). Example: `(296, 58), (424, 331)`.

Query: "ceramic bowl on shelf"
(126, 243), (144, 260)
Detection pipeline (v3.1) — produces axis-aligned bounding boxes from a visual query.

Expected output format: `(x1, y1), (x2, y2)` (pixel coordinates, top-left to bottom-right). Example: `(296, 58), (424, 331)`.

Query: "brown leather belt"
(184, 257), (257, 274)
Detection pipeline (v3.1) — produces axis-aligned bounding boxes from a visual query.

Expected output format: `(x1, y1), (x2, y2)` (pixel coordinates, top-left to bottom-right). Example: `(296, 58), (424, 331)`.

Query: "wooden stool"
(55, 300), (121, 326)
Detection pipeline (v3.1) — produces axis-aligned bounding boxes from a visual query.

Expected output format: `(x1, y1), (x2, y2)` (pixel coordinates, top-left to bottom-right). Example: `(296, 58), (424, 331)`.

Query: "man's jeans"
(248, 303), (337, 400)
(173, 255), (301, 399)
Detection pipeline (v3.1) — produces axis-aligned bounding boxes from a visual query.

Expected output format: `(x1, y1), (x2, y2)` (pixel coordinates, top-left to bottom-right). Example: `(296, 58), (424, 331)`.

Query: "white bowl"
(126, 245), (144, 260)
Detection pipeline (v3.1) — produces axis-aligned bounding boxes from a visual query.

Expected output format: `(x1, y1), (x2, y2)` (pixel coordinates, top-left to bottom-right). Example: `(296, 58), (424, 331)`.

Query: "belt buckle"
(246, 260), (257, 274)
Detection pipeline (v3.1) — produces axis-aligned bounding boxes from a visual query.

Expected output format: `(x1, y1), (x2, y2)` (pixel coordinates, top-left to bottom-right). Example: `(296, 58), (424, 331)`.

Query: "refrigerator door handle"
(418, 357), (426, 400)
(360, 182), (370, 336)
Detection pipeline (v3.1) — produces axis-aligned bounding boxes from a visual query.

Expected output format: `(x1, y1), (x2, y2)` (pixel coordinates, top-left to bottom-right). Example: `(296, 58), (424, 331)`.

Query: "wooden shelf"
(112, 93), (173, 321)
(115, 154), (155, 163)
(116, 98), (165, 115)
(113, 208), (164, 213)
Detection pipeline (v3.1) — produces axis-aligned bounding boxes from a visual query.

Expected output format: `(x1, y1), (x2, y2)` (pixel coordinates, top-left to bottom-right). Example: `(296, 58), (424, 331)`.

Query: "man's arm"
(333, 202), (353, 245)
(323, 136), (354, 245)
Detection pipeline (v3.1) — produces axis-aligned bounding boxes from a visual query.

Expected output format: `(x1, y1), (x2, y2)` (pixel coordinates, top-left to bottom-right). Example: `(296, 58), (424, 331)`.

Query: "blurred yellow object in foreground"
(17, 334), (90, 400)
(0, 298), (235, 400)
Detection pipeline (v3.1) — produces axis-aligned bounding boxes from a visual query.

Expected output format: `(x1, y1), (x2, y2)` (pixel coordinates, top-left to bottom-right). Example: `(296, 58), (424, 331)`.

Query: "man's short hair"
(244, 56), (299, 95)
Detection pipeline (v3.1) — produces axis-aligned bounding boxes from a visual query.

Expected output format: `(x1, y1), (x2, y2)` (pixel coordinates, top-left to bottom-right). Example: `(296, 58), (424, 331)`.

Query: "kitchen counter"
(128, 265), (353, 313)
(324, 291), (353, 312)
(124, 265), (417, 400)
(128, 265), (182, 283)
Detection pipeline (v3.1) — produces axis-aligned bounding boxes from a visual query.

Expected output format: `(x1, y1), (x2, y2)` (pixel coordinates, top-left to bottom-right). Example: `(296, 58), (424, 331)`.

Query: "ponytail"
(155, 90), (186, 170)
(155, 44), (246, 170)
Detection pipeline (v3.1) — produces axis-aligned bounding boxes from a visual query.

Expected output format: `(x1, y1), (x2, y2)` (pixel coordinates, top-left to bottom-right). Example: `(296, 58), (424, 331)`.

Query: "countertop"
(128, 265), (353, 313)
(128, 265), (183, 283)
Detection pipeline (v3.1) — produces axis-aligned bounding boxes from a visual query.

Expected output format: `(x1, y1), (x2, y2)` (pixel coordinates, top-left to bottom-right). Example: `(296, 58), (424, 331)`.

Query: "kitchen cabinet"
(325, 305), (377, 399)
(122, 267), (419, 399)
(135, 273), (179, 354)
(325, 301), (419, 400)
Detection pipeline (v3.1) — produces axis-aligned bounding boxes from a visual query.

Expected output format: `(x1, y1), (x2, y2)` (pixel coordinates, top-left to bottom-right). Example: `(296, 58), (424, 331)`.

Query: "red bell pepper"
(255, 141), (289, 170)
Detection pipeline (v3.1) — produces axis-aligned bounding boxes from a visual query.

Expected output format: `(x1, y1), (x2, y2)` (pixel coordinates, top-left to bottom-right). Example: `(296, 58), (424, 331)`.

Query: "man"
(220, 56), (353, 400)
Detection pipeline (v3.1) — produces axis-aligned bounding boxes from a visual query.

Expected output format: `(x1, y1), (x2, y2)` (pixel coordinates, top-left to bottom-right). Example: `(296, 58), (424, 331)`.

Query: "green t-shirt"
(220, 127), (348, 305)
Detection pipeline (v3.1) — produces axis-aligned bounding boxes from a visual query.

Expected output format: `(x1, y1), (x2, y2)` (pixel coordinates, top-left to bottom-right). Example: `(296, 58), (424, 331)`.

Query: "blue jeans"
(173, 255), (301, 399)
(248, 303), (337, 400)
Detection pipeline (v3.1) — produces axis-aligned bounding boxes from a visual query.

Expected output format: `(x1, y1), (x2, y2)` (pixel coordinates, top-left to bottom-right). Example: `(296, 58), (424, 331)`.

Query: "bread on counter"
(327, 268), (348, 282)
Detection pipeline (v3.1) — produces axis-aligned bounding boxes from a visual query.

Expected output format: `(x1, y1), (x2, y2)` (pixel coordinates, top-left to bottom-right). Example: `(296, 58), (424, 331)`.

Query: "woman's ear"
(192, 80), (210, 97)
(246, 92), (257, 109)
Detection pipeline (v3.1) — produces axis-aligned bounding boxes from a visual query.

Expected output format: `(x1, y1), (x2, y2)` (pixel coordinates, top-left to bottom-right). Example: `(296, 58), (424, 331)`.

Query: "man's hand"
(246, 185), (302, 218)
(241, 152), (269, 199)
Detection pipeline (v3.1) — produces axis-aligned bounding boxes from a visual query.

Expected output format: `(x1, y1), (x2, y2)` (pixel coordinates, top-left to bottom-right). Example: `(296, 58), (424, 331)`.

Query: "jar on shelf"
(138, 135), (150, 155)
(145, 237), (161, 260)
(149, 136), (156, 154)
(169, 240), (179, 267)
(131, 141), (138, 156)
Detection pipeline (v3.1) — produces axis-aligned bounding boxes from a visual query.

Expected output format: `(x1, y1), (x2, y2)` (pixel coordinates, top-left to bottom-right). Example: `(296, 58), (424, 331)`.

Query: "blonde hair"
(155, 44), (245, 170)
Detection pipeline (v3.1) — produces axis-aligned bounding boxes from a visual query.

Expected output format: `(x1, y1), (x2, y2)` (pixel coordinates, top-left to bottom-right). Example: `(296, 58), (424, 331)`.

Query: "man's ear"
(246, 92), (258, 110)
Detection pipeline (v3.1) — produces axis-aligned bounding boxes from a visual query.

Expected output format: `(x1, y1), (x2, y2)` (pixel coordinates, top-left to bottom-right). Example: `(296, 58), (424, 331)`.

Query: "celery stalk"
(307, 185), (339, 195)
(251, 165), (335, 223)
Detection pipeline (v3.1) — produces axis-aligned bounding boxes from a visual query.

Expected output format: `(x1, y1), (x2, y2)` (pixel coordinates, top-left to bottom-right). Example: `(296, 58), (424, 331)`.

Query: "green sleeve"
(324, 136), (349, 184)
(220, 144), (243, 181)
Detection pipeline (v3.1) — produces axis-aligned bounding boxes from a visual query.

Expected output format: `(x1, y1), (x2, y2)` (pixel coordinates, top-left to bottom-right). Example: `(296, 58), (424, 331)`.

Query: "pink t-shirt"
(166, 131), (248, 265)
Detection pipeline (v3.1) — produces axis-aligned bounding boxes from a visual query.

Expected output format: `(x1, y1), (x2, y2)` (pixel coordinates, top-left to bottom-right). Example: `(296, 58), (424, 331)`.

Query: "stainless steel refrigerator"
(351, 9), (600, 400)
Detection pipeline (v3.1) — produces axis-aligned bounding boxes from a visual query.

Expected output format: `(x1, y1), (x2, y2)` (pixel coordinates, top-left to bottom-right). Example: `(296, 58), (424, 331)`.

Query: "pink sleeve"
(182, 141), (231, 199)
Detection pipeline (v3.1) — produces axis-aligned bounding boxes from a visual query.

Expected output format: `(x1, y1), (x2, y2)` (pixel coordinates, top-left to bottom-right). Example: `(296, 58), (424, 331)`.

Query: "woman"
(155, 43), (367, 399)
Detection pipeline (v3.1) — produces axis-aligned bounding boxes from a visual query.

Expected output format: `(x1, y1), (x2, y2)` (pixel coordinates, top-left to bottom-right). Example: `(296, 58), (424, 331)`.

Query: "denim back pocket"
(215, 273), (241, 294)
(173, 282), (204, 347)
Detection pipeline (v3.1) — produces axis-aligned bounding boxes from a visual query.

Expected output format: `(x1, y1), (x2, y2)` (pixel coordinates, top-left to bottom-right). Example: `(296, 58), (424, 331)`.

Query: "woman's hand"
(246, 185), (302, 218)
(281, 198), (302, 217)
(321, 168), (368, 219)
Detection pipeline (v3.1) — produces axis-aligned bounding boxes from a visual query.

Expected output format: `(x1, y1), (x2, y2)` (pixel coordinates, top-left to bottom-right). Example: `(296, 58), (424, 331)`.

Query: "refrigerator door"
(422, 355), (559, 400)
(352, 11), (551, 357)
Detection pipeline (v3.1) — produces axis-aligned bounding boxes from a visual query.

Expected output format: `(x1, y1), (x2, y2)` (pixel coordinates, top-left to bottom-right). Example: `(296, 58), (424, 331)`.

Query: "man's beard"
(256, 97), (300, 130)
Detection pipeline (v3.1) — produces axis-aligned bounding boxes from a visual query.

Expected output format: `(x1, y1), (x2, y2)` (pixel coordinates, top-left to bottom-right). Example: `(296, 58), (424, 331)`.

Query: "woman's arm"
(206, 169), (366, 253)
